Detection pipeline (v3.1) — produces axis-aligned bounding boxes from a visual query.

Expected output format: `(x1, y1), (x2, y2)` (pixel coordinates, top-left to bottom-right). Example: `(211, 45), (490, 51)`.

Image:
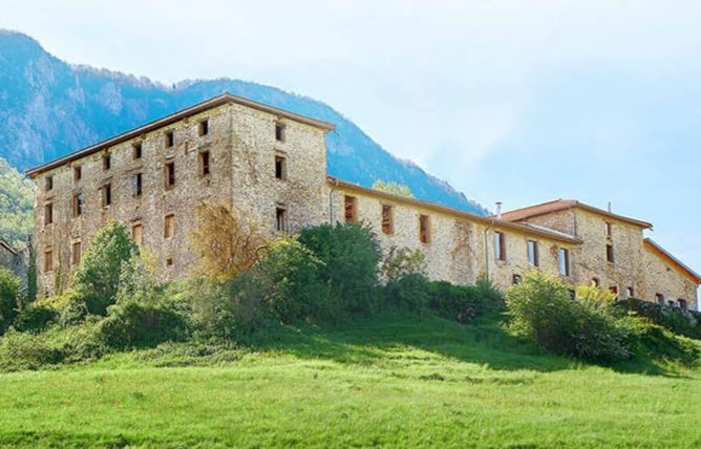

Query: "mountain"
(0, 30), (488, 215)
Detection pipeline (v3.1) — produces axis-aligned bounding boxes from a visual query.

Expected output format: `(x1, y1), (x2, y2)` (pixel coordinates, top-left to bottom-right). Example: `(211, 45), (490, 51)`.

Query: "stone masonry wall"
(642, 248), (698, 310)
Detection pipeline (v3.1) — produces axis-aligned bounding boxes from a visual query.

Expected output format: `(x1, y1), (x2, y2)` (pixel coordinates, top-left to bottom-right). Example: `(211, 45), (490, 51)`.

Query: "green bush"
(505, 271), (631, 362)
(426, 281), (484, 323)
(614, 298), (701, 340)
(0, 267), (22, 334)
(0, 329), (64, 371)
(13, 305), (58, 333)
(299, 222), (382, 317)
(384, 273), (430, 312)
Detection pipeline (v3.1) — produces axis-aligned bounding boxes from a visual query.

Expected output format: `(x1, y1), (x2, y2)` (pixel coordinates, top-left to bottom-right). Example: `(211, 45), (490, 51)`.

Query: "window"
(276, 207), (288, 233)
(132, 223), (143, 247)
(275, 155), (287, 179)
(199, 119), (209, 136)
(559, 248), (570, 276)
(655, 293), (664, 305)
(71, 241), (81, 266)
(419, 214), (430, 243)
(132, 173), (143, 197)
(275, 122), (285, 141)
(344, 196), (357, 222)
(44, 247), (53, 272)
(164, 214), (175, 238)
(605, 222), (612, 237)
(44, 203), (53, 225)
(606, 244), (615, 263)
(103, 153), (111, 171)
(568, 289), (576, 300)
(679, 299), (688, 310)
(74, 165), (82, 182)
(625, 287), (634, 298)
(512, 274), (522, 285)
(165, 130), (174, 148)
(72, 193), (83, 217)
(592, 277), (600, 287)
(133, 142), (143, 160)
(102, 183), (112, 208)
(166, 255), (174, 267)
(382, 205), (394, 234)
(527, 240), (539, 267)
(45, 175), (53, 191)
(494, 231), (506, 261)
(609, 286), (619, 298)
(165, 162), (175, 188)
(200, 151), (211, 176)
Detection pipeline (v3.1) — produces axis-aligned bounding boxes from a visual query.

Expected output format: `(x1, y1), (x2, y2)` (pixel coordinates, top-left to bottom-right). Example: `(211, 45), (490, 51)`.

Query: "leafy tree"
(73, 221), (138, 316)
(371, 180), (414, 199)
(0, 267), (22, 334)
(380, 246), (426, 280)
(0, 157), (34, 250)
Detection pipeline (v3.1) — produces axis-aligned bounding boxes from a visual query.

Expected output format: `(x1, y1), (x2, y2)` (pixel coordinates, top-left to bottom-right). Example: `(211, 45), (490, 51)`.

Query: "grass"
(0, 312), (700, 448)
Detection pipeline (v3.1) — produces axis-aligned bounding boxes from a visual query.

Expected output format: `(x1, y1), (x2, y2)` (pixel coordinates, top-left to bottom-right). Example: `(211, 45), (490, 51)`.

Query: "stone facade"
(26, 93), (699, 308)
(642, 239), (699, 310)
(0, 238), (23, 278)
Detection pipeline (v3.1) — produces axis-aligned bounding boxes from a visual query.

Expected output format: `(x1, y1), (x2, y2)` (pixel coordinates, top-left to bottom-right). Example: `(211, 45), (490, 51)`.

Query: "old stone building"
(0, 238), (22, 277)
(26, 93), (699, 308)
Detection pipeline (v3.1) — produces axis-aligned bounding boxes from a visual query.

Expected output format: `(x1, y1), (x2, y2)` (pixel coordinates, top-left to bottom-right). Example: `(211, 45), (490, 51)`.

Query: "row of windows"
(344, 196), (430, 244)
(495, 232), (571, 276)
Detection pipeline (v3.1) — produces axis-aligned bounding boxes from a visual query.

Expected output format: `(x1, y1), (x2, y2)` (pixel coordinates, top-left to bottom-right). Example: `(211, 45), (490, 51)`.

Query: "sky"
(2, 0), (700, 295)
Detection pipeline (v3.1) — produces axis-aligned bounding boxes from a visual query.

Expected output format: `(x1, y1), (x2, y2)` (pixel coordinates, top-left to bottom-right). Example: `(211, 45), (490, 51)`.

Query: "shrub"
(384, 273), (430, 312)
(13, 305), (58, 333)
(0, 267), (22, 334)
(505, 271), (631, 362)
(614, 298), (701, 340)
(299, 222), (382, 317)
(381, 246), (427, 281)
(426, 281), (484, 323)
(0, 329), (64, 371)
(73, 221), (138, 316)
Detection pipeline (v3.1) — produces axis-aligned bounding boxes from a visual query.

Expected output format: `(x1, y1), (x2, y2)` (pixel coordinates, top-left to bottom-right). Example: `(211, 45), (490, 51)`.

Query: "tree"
(73, 221), (138, 316)
(190, 202), (269, 281)
(0, 267), (22, 334)
(371, 180), (414, 199)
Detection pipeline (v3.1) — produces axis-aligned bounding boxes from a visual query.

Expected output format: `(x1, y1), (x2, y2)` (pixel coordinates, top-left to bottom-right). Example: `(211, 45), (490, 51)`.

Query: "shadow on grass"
(253, 311), (684, 377)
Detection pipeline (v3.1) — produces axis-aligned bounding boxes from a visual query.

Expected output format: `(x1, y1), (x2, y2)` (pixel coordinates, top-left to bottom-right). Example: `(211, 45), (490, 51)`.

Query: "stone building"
(25, 93), (699, 308)
(0, 238), (22, 277)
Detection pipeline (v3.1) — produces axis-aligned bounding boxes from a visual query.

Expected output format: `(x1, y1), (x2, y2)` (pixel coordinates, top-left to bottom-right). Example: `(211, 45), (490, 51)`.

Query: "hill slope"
(0, 30), (487, 214)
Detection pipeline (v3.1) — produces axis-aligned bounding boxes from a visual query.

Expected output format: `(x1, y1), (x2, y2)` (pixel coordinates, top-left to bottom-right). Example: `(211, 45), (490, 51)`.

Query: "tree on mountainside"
(372, 180), (414, 199)
(0, 157), (34, 250)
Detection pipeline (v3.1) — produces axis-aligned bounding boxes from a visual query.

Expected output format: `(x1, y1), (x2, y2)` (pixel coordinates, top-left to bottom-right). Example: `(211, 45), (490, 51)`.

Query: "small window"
(72, 193), (83, 217)
(165, 131), (174, 148)
(74, 165), (82, 182)
(625, 287), (634, 298)
(558, 248), (570, 276)
(344, 196), (357, 222)
(45, 175), (53, 191)
(655, 293), (664, 305)
(199, 119), (209, 136)
(276, 207), (288, 233)
(527, 240), (539, 267)
(71, 241), (82, 266)
(44, 203), (54, 225)
(605, 222), (612, 237)
(44, 247), (53, 272)
(165, 162), (175, 188)
(275, 122), (285, 142)
(102, 183), (112, 208)
(512, 274), (522, 285)
(419, 214), (430, 244)
(132, 223), (143, 247)
(568, 289), (576, 300)
(166, 255), (174, 267)
(275, 155), (287, 179)
(679, 299), (688, 310)
(494, 231), (506, 261)
(133, 142), (143, 159)
(132, 173), (143, 197)
(592, 277), (600, 287)
(200, 151), (211, 176)
(164, 214), (175, 238)
(382, 205), (394, 234)
(606, 244), (615, 263)
(103, 153), (111, 171)
(609, 286), (619, 298)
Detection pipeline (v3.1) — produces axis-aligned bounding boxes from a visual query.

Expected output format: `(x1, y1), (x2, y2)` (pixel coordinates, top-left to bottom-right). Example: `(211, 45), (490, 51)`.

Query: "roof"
(0, 238), (17, 256)
(26, 93), (336, 178)
(500, 199), (653, 229)
(644, 238), (701, 285)
(328, 177), (582, 244)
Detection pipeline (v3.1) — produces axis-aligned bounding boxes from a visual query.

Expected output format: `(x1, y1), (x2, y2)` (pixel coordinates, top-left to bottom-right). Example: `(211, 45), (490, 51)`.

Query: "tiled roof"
(500, 199), (653, 229)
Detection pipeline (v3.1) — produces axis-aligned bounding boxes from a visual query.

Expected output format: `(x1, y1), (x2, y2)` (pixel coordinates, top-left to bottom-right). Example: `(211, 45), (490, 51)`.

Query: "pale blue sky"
(2, 0), (700, 294)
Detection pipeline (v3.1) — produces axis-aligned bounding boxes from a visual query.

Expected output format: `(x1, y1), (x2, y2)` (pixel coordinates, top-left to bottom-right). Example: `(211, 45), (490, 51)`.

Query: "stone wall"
(642, 246), (698, 310)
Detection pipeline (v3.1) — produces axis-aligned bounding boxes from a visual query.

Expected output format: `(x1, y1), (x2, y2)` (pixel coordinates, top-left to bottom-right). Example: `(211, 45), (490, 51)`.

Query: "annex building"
(26, 93), (701, 309)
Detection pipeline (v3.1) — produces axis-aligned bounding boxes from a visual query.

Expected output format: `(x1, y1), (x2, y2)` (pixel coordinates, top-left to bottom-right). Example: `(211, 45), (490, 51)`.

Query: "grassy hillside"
(0, 313), (699, 448)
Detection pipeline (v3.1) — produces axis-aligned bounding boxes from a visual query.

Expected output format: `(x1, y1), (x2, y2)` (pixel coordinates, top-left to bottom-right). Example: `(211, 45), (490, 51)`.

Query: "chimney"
(496, 202), (502, 220)
(607, 201), (612, 213)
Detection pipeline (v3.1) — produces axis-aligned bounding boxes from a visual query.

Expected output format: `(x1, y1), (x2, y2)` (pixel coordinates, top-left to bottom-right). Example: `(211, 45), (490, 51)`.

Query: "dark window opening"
(275, 122), (285, 141)
(679, 299), (688, 310)
(419, 214), (430, 243)
(102, 184), (112, 208)
(74, 165), (82, 182)
(44, 248), (53, 272)
(72, 193), (83, 217)
(133, 142), (143, 159)
(165, 162), (175, 188)
(44, 203), (53, 225)
(72, 241), (81, 266)
(568, 289), (576, 300)
(199, 119), (209, 136)
(103, 153), (111, 171)
(275, 155), (286, 179)
(655, 293), (664, 305)
(609, 286), (619, 299)
(606, 244), (615, 263)
(494, 231), (506, 261)
(200, 151), (211, 176)
(132, 173), (143, 197)
(605, 222), (612, 237)
(45, 175), (53, 191)
(382, 205), (393, 234)
(166, 255), (174, 267)
(625, 287), (634, 298)
(165, 131), (174, 148)
(344, 196), (357, 222)
(276, 207), (288, 233)
(512, 274), (522, 285)
(592, 277), (600, 287)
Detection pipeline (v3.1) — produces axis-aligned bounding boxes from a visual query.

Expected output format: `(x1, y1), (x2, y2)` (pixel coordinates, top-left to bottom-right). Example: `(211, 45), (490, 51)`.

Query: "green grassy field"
(0, 313), (699, 448)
